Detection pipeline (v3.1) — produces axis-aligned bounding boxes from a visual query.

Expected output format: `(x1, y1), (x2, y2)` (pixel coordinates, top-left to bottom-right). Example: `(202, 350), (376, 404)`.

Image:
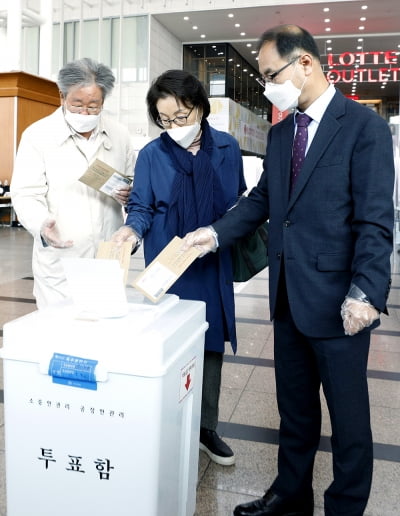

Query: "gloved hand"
(111, 225), (139, 249)
(340, 297), (379, 336)
(111, 185), (131, 206)
(182, 226), (218, 257)
(40, 219), (73, 248)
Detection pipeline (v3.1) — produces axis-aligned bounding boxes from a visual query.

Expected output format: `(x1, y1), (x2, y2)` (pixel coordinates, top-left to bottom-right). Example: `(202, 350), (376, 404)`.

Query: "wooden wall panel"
(0, 97), (15, 184)
(0, 72), (59, 185)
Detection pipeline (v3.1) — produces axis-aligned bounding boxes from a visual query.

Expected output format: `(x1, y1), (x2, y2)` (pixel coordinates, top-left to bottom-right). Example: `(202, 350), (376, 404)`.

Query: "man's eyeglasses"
(256, 55), (301, 88)
(66, 103), (103, 115)
(157, 107), (194, 127)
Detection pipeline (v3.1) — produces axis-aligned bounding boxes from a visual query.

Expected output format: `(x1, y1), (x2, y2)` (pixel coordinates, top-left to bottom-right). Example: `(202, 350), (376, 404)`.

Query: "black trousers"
(272, 283), (373, 516)
(200, 350), (223, 431)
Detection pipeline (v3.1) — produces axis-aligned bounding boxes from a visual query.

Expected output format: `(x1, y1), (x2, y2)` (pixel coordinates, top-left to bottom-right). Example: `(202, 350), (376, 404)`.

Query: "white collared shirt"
(296, 83), (336, 154)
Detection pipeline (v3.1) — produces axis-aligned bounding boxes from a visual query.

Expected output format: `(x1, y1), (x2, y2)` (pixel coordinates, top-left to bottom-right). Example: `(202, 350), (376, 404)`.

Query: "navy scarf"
(160, 119), (225, 237)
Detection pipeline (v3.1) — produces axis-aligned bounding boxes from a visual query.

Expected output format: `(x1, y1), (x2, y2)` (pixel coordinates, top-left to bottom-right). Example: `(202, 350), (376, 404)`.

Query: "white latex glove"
(340, 297), (379, 336)
(40, 219), (73, 248)
(111, 185), (131, 206)
(182, 226), (218, 257)
(111, 225), (139, 249)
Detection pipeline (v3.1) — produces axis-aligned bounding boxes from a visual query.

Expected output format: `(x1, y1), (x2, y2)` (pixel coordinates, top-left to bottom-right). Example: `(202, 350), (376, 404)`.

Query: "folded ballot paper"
(79, 159), (131, 197)
(132, 236), (201, 303)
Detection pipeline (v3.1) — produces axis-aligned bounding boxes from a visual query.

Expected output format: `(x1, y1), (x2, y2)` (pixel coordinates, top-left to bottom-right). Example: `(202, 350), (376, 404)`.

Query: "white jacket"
(11, 107), (135, 308)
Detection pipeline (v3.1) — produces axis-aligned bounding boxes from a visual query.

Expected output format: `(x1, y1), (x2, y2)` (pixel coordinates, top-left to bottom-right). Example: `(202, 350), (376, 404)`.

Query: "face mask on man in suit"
(263, 63), (307, 112)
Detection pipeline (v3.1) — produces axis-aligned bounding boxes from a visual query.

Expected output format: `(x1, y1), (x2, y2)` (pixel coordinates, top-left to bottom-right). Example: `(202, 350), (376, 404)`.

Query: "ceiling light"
(324, 18), (330, 23)
(327, 47), (332, 51)
(357, 46), (362, 50)
(360, 17), (366, 21)
(358, 38), (364, 42)
(192, 26), (198, 30)
(323, 7), (330, 12)
(235, 23), (240, 27)
(240, 32), (246, 36)
(228, 13), (234, 18)
(251, 50), (257, 54)
(361, 5), (368, 10)
(325, 27), (331, 32)
(184, 16), (189, 21)
(359, 26), (365, 30)
(200, 34), (205, 38)
(246, 43), (252, 47)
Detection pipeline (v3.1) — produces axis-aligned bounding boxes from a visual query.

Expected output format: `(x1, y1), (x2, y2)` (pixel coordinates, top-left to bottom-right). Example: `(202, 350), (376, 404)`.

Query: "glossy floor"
(0, 226), (399, 516)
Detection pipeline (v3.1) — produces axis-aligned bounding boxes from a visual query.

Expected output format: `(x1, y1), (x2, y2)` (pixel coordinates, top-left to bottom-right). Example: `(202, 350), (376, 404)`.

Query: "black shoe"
(233, 488), (314, 516)
(199, 427), (235, 466)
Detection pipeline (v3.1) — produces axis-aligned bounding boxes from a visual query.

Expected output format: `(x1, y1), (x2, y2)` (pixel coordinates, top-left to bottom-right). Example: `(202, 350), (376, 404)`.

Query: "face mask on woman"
(64, 109), (100, 133)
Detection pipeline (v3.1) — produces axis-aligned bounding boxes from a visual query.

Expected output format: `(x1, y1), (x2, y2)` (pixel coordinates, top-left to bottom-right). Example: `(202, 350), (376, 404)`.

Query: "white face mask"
(263, 78), (303, 112)
(64, 109), (100, 133)
(166, 121), (201, 149)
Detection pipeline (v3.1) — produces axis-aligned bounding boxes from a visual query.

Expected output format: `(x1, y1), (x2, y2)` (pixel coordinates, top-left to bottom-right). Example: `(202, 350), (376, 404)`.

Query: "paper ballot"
(61, 258), (129, 318)
(79, 159), (131, 197)
(132, 236), (201, 303)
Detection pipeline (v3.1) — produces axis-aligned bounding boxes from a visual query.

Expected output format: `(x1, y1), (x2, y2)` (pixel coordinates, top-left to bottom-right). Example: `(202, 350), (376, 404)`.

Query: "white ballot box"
(1, 292), (208, 516)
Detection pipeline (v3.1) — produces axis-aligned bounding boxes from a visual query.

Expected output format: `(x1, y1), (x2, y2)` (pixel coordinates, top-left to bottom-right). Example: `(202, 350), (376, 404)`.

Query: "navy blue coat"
(214, 89), (394, 338)
(126, 126), (247, 352)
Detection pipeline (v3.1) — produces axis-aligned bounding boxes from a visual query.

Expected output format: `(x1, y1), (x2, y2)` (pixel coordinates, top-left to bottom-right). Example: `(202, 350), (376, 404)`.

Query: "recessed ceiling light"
(200, 34), (206, 38)
(359, 26), (365, 30)
(246, 43), (252, 47)
(240, 32), (246, 36)
(228, 13), (234, 18)
(323, 7), (330, 12)
(357, 46), (362, 50)
(184, 16), (189, 21)
(361, 5), (368, 10)
(358, 38), (363, 42)
(192, 26), (198, 30)
(360, 17), (366, 21)
(235, 23), (240, 27)
(326, 39), (332, 43)
(327, 47), (332, 51)
(251, 50), (257, 54)
(325, 27), (331, 32)
(324, 18), (330, 23)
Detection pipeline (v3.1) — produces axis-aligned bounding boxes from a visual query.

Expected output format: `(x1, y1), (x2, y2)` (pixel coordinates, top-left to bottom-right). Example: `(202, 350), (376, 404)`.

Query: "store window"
(183, 42), (270, 121)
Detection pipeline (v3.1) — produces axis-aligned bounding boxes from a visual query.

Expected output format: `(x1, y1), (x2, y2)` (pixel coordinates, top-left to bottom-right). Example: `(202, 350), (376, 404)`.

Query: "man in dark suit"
(184, 25), (394, 516)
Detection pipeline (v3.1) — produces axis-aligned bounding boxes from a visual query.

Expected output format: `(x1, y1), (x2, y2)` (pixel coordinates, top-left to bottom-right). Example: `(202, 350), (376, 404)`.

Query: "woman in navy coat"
(113, 70), (246, 466)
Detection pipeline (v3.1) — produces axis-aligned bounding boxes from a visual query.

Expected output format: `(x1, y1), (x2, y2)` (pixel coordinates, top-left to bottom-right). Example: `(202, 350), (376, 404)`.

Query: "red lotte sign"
(325, 50), (400, 84)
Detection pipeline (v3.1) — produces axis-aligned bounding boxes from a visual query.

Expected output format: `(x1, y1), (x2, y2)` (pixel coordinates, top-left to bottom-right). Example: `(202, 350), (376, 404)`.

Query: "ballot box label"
(179, 356), (196, 403)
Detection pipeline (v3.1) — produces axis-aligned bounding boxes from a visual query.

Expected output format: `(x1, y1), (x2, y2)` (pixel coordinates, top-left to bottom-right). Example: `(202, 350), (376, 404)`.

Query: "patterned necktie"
(291, 112), (312, 190)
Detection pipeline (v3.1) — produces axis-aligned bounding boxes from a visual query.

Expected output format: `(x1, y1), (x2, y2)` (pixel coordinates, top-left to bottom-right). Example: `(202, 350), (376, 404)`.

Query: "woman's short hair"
(57, 57), (115, 100)
(146, 70), (210, 128)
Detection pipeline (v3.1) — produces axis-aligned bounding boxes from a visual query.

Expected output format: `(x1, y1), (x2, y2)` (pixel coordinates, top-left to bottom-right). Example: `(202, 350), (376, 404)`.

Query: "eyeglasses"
(157, 107), (194, 127)
(66, 103), (103, 115)
(256, 55), (301, 88)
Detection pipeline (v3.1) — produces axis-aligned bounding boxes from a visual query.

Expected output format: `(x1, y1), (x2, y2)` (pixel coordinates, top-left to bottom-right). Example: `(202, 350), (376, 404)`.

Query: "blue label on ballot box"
(49, 353), (98, 390)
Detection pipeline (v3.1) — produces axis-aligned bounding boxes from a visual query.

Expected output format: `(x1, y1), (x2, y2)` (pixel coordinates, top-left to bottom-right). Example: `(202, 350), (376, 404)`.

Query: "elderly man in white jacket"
(11, 58), (135, 309)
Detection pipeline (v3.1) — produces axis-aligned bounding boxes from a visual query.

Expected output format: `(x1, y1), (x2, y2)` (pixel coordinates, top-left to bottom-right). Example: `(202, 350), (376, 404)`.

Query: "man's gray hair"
(57, 57), (115, 99)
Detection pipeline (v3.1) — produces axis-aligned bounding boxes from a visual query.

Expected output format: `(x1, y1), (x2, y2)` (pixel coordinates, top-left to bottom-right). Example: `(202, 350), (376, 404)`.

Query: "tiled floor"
(0, 226), (399, 516)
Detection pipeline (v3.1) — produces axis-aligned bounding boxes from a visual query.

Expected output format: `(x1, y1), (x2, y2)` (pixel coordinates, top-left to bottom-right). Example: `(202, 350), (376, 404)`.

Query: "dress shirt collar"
(298, 83), (336, 123)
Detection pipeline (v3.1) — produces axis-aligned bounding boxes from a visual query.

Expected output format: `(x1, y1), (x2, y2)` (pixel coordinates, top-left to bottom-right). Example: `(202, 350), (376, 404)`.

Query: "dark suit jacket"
(214, 89), (394, 338)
